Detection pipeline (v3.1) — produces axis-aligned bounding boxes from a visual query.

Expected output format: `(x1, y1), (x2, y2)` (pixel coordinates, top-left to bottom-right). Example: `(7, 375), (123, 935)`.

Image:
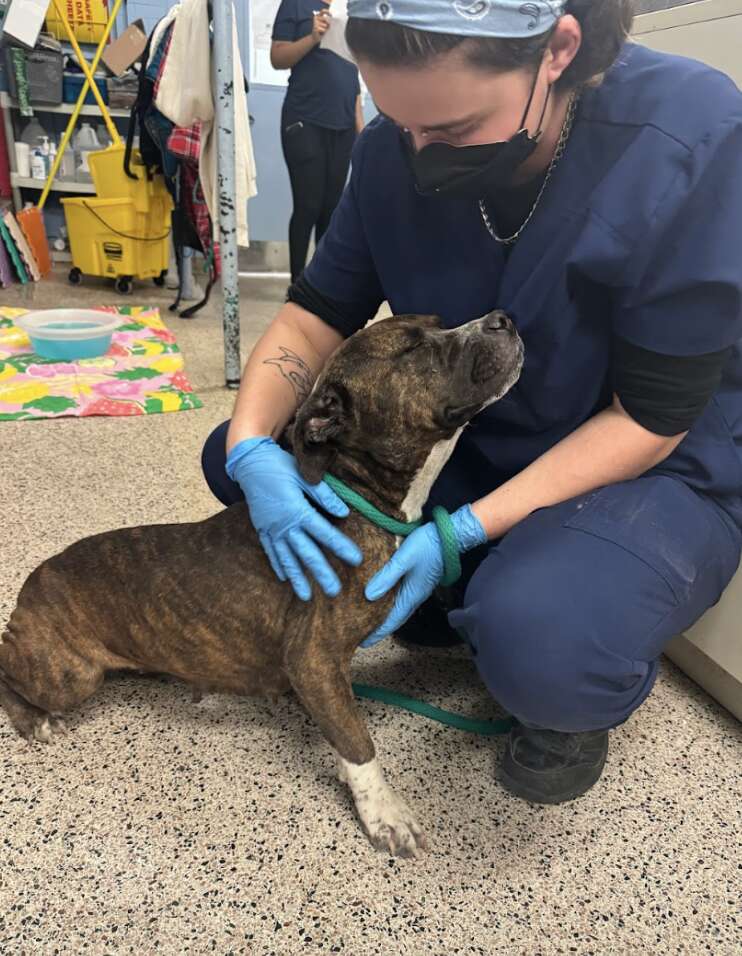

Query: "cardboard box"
(101, 19), (147, 76)
(1, 0), (49, 49)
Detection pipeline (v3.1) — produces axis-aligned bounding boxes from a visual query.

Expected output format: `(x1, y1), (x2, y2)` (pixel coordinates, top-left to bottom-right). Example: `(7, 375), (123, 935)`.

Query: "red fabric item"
(0, 108), (12, 200)
(181, 163), (220, 278)
(168, 122), (202, 164)
(154, 28), (220, 286)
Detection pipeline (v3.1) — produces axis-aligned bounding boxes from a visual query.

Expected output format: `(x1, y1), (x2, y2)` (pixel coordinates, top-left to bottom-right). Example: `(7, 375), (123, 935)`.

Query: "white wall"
(633, 0), (742, 718)
(633, 0), (742, 87)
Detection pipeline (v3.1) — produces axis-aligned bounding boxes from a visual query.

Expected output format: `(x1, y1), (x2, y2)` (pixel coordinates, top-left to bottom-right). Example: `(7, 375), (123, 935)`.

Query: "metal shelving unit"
(0, 2), (239, 386)
(0, 90), (128, 208)
(10, 173), (96, 193)
(0, 91), (129, 118)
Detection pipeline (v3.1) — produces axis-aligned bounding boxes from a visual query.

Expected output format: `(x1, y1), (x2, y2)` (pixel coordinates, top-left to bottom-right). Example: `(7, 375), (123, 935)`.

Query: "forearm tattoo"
(263, 346), (314, 405)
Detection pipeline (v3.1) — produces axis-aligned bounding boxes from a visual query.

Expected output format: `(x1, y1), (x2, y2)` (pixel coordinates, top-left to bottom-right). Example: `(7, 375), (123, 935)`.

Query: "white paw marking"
(338, 756), (427, 857)
(33, 716), (67, 743)
(33, 718), (53, 743)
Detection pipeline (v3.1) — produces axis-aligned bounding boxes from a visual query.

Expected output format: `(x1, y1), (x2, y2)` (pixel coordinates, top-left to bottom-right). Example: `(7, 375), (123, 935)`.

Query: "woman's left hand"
(362, 505), (487, 646)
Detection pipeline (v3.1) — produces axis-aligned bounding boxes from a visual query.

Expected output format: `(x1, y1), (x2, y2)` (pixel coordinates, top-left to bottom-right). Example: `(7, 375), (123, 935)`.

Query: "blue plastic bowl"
(16, 310), (121, 361)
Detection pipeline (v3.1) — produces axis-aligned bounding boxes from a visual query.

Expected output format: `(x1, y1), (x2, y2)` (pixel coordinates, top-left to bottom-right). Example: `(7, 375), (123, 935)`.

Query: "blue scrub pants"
(202, 421), (741, 733)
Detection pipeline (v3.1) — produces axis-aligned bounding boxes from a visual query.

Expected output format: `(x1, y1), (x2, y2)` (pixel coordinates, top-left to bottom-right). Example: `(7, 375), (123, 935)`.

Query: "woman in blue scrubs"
(203, 0), (742, 804)
(272, 0), (364, 281)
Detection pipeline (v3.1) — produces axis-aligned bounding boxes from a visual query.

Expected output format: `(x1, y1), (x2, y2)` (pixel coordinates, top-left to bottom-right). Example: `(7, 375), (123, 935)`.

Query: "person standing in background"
(272, 0), (364, 282)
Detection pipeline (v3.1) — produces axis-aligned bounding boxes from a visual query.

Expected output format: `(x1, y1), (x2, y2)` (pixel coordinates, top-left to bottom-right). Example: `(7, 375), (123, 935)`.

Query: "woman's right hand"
(226, 437), (362, 601)
(312, 9), (331, 43)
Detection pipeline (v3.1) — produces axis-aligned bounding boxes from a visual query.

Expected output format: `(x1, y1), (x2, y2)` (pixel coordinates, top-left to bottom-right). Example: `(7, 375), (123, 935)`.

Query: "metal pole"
(213, 0), (241, 389)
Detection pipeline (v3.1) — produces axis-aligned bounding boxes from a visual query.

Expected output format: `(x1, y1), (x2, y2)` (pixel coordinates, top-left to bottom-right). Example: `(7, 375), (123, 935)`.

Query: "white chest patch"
(399, 427), (464, 522)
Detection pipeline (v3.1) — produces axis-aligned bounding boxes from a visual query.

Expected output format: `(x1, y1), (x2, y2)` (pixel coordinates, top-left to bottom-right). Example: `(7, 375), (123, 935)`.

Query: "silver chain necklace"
(479, 91), (579, 245)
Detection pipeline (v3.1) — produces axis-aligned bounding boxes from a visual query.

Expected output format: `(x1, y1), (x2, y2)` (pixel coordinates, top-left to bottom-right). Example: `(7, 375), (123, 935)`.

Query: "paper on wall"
(250, 0), (288, 87)
(320, 6), (356, 65)
(251, 0), (357, 86)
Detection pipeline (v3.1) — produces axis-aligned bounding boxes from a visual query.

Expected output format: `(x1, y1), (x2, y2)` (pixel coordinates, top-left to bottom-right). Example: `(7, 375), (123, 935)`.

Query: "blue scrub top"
(304, 43), (742, 526)
(272, 0), (361, 130)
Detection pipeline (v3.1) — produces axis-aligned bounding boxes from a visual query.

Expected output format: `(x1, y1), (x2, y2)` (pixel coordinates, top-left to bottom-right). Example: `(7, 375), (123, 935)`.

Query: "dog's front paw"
(362, 789), (428, 858)
(32, 716), (68, 743)
(338, 756), (428, 858)
(336, 759), (350, 785)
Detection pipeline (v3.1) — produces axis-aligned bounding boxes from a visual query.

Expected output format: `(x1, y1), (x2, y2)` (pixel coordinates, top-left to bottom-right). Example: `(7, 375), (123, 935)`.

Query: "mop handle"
(53, 0), (123, 146)
(39, 0), (124, 209)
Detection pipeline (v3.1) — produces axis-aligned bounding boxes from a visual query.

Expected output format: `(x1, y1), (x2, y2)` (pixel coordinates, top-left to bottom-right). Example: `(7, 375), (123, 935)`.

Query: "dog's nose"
(484, 312), (512, 333)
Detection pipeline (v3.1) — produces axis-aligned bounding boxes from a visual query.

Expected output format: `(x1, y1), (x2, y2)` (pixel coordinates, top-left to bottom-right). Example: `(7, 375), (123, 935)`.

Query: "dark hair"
(345, 0), (634, 88)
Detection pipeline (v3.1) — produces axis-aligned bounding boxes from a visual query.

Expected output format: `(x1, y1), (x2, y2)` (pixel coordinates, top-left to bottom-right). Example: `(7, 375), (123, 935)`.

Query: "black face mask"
(403, 71), (551, 200)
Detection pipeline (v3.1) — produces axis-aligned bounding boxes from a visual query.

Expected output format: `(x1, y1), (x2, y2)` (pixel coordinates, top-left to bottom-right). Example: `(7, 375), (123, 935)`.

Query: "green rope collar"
(324, 473), (422, 536)
(324, 472), (512, 737)
(324, 473), (462, 586)
(324, 474), (514, 737)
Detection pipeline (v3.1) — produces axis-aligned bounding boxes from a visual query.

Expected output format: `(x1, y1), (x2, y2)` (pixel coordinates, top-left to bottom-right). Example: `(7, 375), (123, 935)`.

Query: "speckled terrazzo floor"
(1, 272), (740, 955)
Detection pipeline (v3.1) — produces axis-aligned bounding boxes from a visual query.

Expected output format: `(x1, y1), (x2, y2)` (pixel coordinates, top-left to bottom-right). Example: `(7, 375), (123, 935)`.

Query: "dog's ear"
(290, 384), (348, 485)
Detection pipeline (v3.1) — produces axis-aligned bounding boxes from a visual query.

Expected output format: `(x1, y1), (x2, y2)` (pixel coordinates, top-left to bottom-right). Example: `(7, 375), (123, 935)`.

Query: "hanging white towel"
(154, 0), (257, 246)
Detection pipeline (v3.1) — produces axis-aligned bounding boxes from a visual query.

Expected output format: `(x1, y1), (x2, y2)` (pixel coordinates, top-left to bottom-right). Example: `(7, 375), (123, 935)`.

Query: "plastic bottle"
(30, 149), (46, 180)
(20, 118), (47, 149)
(14, 142), (31, 178)
(76, 153), (93, 184)
(58, 147), (76, 182)
(38, 136), (51, 175)
(73, 123), (101, 177)
(48, 140), (57, 175)
(53, 225), (69, 252)
(95, 123), (111, 149)
(74, 122), (100, 153)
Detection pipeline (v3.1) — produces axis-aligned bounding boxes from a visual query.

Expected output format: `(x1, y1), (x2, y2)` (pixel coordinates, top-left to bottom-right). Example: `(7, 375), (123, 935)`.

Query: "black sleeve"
(271, 0), (298, 41)
(612, 335), (732, 436)
(287, 274), (364, 339)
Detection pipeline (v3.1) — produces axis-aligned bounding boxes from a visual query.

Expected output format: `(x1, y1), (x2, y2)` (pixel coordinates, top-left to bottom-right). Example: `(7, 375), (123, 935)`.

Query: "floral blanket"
(0, 306), (202, 420)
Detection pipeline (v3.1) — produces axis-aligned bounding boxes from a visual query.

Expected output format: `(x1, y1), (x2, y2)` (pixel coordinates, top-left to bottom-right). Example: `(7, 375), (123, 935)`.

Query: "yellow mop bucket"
(18, 0), (125, 280)
(61, 193), (172, 295)
(88, 144), (168, 214)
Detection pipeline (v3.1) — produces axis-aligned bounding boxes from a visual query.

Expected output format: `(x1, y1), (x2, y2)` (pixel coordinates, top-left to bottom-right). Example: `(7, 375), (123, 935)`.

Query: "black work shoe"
(394, 588), (464, 648)
(498, 722), (609, 804)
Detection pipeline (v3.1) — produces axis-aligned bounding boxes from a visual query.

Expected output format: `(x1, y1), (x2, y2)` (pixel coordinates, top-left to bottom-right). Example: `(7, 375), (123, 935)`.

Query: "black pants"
(281, 117), (356, 282)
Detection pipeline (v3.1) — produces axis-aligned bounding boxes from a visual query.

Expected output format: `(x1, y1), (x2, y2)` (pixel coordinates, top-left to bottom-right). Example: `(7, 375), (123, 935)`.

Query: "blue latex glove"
(226, 436), (363, 601)
(362, 504), (487, 646)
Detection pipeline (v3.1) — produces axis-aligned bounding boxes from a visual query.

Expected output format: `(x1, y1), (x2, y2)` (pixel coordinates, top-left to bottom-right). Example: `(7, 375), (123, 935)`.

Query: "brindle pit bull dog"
(0, 311), (522, 857)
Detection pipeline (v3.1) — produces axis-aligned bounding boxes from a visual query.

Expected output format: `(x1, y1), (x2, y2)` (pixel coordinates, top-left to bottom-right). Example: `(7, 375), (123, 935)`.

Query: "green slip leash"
(323, 473), (514, 737)
(352, 683), (515, 736)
